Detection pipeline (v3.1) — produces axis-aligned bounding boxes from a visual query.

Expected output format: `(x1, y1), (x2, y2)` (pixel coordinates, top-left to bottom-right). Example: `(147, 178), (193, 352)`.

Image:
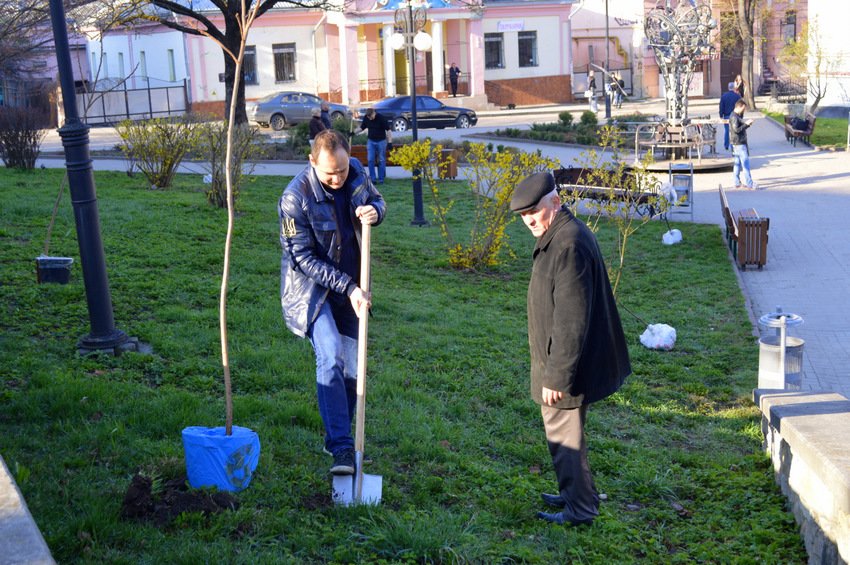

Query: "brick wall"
(191, 101), (225, 118)
(484, 75), (573, 107)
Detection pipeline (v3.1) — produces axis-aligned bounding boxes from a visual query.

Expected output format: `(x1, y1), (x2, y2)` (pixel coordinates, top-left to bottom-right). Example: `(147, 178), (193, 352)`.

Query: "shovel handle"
(354, 222), (371, 500)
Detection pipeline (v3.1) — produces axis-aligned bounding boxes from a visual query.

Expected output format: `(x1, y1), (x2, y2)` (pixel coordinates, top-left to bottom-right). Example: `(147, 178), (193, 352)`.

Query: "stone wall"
(484, 75), (572, 108)
(755, 390), (850, 564)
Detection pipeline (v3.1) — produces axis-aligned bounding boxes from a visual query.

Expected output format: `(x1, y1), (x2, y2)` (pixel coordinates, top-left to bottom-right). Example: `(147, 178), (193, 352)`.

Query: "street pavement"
(37, 97), (850, 397)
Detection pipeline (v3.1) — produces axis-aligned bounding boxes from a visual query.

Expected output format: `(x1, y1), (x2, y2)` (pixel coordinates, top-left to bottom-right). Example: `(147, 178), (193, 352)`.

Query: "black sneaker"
(330, 450), (355, 475)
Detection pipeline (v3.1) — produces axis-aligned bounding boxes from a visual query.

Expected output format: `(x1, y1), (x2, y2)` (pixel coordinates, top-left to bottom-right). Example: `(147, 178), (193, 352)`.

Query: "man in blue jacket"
(719, 82), (741, 151)
(511, 172), (631, 526)
(278, 129), (386, 476)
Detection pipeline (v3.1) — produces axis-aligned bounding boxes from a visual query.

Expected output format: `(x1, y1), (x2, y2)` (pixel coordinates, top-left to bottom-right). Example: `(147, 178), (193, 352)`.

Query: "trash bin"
(757, 307), (804, 390)
(35, 256), (74, 284)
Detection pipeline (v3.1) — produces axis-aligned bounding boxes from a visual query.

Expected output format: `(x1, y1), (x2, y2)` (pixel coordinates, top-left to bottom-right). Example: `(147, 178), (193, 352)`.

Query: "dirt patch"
(120, 473), (239, 527)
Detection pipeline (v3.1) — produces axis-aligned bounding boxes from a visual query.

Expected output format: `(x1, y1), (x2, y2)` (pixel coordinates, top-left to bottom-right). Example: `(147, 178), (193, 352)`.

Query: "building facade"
(184, 0), (577, 113)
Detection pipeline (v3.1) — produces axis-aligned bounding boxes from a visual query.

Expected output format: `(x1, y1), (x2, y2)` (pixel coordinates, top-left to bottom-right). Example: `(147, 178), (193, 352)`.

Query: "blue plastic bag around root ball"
(182, 426), (260, 492)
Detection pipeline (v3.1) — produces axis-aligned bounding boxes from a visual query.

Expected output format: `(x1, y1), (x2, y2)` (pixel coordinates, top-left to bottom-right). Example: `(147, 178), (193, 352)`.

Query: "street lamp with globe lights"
(391, 0), (432, 226)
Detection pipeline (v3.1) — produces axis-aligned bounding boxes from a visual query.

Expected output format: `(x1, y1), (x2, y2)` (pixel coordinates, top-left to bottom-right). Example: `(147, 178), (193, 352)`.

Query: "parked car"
(369, 95), (477, 132)
(247, 92), (351, 130)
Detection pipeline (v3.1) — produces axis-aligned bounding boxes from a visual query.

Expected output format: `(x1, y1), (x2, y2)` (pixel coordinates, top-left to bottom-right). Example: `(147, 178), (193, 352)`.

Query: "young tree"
(778, 19), (839, 115)
(142, 0), (339, 124)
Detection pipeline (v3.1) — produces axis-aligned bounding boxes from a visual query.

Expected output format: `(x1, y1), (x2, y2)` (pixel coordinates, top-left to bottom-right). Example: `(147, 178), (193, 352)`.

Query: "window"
(244, 46), (258, 85)
(273, 43), (296, 83)
(485, 33), (504, 69)
(102, 53), (109, 77)
(420, 96), (442, 110)
(167, 49), (176, 82)
(782, 11), (796, 44)
(518, 31), (538, 67)
(139, 51), (147, 78)
(118, 52), (125, 78)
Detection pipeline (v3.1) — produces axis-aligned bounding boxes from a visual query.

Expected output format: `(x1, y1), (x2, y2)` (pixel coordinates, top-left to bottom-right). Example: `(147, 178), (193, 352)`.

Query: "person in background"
(278, 129), (386, 476)
(729, 99), (759, 190)
(355, 108), (392, 185)
(587, 70), (598, 113)
(449, 63), (462, 97)
(320, 101), (332, 130)
(308, 107), (327, 148)
(510, 172), (631, 527)
(734, 74), (746, 100)
(615, 73), (626, 109)
(719, 82), (741, 151)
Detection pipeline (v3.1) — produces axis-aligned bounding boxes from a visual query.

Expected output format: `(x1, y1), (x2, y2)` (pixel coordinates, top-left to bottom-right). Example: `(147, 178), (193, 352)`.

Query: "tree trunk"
(737, 0), (757, 110)
(223, 24), (248, 125)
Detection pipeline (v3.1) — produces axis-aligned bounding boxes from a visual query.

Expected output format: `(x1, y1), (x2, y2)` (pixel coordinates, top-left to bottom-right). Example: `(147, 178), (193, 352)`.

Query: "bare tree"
(719, 0), (762, 109)
(0, 1), (53, 81)
(778, 19), (840, 115)
(138, 0), (344, 124)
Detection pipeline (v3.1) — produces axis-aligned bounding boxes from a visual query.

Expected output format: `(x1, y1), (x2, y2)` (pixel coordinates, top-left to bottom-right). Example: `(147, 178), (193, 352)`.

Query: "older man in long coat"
(511, 171), (631, 526)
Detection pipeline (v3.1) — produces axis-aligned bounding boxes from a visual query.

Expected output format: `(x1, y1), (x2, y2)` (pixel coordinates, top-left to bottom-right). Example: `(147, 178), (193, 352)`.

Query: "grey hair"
(311, 107), (321, 117)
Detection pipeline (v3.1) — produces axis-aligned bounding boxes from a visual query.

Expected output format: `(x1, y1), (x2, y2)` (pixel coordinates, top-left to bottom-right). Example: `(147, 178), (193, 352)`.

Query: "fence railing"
(78, 79), (189, 125)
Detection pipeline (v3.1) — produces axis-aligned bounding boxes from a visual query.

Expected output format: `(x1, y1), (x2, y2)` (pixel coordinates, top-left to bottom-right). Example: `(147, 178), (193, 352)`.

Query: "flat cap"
(510, 171), (556, 213)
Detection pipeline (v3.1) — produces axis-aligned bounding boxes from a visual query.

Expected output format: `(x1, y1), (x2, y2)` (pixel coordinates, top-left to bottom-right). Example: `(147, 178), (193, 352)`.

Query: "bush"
(196, 121), (260, 208)
(558, 111), (574, 127)
(392, 140), (559, 270)
(0, 107), (47, 170)
(576, 124), (598, 145)
(580, 110), (599, 127)
(117, 115), (202, 189)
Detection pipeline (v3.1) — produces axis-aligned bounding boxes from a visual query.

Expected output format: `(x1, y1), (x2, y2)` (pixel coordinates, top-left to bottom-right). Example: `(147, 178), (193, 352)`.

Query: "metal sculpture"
(645, 0), (716, 124)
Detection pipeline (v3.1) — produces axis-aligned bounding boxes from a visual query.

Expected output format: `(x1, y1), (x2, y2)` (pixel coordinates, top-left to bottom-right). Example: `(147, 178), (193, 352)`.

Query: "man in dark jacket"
(719, 82), (741, 151)
(279, 129), (386, 476)
(729, 99), (757, 189)
(308, 107), (326, 147)
(510, 171), (631, 526)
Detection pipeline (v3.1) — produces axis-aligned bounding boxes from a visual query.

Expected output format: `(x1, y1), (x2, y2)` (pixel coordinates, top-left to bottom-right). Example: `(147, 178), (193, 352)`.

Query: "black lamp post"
(48, 0), (141, 355)
(604, 0), (611, 119)
(392, 1), (431, 226)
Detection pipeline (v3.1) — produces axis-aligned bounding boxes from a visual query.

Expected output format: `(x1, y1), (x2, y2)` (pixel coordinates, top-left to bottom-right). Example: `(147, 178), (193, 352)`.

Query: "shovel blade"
(332, 473), (383, 506)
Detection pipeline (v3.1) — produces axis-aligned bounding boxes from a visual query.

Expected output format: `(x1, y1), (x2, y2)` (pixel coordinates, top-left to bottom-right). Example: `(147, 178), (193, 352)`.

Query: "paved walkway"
(37, 97), (850, 397)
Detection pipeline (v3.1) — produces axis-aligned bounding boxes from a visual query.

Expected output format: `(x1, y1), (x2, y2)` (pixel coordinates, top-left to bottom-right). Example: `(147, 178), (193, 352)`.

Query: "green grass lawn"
(0, 167), (806, 563)
(765, 110), (848, 148)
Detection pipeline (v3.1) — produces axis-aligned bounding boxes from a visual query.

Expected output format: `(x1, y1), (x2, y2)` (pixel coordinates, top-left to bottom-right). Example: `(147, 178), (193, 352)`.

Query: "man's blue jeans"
(722, 116), (731, 150)
(367, 139), (387, 183)
(308, 301), (357, 456)
(732, 144), (753, 188)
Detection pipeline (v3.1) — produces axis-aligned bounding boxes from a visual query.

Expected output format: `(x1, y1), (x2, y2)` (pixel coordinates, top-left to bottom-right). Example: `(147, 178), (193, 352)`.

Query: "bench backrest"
(718, 184), (738, 238)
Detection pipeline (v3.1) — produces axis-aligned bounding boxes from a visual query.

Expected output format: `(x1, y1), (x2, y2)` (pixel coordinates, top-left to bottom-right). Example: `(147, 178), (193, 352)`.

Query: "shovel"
(332, 221), (383, 506)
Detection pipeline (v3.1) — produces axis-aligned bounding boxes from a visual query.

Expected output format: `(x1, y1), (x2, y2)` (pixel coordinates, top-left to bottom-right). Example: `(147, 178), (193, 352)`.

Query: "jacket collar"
(534, 206), (575, 255)
(306, 157), (366, 202)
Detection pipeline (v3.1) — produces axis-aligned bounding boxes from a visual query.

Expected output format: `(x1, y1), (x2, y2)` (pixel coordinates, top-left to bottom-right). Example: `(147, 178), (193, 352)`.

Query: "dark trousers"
(450, 79), (458, 96)
(541, 404), (599, 522)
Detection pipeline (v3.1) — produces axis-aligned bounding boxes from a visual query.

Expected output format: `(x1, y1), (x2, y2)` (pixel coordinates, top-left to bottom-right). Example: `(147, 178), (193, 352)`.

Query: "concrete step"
(0, 454), (55, 564)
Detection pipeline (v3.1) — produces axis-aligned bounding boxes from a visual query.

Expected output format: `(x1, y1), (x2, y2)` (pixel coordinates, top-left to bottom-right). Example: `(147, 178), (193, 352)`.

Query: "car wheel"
(331, 111), (344, 122)
(270, 114), (286, 131)
(456, 114), (471, 129)
(392, 117), (409, 132)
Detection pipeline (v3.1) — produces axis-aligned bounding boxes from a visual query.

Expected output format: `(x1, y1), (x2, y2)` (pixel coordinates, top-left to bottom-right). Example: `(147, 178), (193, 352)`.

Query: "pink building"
(186, 0), (578, 113)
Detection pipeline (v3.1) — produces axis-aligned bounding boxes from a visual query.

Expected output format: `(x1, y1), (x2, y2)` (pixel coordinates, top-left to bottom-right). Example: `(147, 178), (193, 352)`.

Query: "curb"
(0, 454), (55, 564)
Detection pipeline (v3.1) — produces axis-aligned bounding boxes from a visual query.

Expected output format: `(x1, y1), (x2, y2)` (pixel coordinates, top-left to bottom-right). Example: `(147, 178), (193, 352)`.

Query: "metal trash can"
(757, 307), (804, 390)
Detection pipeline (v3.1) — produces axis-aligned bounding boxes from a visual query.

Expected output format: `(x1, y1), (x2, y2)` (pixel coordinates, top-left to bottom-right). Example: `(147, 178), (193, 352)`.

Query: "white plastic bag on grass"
(640, 323), (677, 350)
(662, 229), (682, 245)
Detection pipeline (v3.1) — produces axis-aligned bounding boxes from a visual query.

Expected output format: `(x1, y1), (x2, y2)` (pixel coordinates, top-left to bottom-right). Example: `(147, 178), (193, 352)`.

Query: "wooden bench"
(784, 113), (816, 147)
(554, 167), (659, 217)
(718, 184), (769, 269)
